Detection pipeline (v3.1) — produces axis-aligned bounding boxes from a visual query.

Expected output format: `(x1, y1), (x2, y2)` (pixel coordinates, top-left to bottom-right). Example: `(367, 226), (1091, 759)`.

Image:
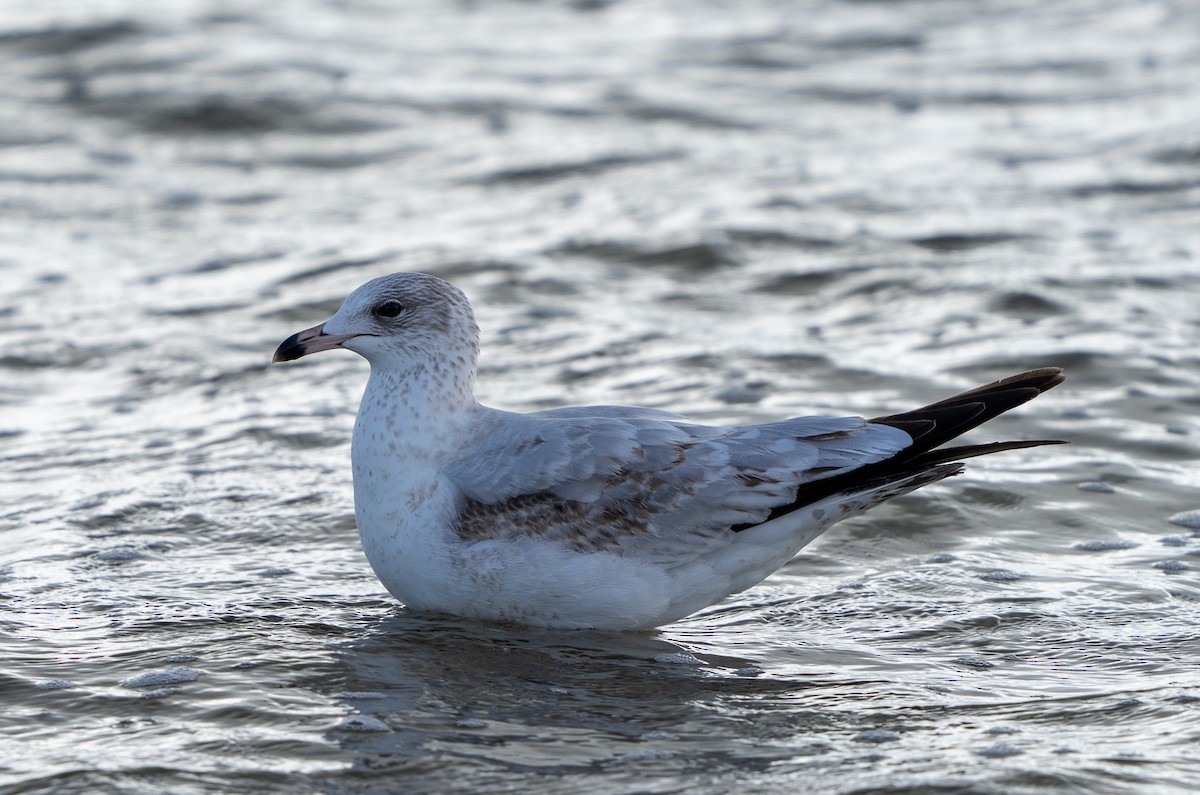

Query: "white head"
(274, 272), (480, 387)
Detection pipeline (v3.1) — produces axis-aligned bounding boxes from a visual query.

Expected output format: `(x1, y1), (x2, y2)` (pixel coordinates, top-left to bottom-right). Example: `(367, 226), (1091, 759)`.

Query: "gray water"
(2, 0), (1199, 792)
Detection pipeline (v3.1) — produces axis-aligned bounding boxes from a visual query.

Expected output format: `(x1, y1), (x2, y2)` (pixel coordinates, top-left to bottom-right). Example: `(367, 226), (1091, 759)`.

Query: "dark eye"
(373, 300), (404, 319)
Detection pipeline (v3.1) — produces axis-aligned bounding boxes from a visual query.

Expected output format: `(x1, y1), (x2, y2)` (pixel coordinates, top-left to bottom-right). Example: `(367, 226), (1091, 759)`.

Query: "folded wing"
(444, 406), (912, 564)
(444, 367), (1065, 566)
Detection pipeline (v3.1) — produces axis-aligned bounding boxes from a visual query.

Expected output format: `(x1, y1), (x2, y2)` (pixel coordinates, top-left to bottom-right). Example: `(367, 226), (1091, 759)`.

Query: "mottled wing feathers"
(445, 407), (911, 561)
(444, 369), (1064, 563)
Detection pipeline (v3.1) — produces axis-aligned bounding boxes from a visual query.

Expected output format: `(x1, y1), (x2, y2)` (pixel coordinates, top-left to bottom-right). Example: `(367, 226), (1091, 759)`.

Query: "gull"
(274, 272), (1064, 630)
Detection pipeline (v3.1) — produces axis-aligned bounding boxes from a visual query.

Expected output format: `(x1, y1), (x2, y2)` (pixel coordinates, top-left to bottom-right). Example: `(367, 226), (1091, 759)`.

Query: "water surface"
(1, 1), (1199, 793)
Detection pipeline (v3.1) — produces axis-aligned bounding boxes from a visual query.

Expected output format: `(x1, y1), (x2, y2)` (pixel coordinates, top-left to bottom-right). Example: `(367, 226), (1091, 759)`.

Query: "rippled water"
(2, 0), (1199, 792)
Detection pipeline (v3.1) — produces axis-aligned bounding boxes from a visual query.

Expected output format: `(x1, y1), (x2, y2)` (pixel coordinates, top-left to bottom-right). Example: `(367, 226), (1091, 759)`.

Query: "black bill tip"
(273, 332), (308, 363)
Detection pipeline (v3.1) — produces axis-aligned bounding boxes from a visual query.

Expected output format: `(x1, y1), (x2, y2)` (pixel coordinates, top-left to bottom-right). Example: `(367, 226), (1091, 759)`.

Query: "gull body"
(274, 272), (1064, 630)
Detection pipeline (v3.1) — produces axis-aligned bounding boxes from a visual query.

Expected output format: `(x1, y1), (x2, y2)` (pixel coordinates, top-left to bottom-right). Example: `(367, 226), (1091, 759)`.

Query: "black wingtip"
(732, 368), (1068, 532)
(872, 368), (1066, 457)
(911, 367), (1065, 414)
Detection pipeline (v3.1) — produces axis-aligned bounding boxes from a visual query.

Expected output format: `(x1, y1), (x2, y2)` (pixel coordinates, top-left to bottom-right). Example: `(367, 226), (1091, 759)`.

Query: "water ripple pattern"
(1, 1), (1198, 793)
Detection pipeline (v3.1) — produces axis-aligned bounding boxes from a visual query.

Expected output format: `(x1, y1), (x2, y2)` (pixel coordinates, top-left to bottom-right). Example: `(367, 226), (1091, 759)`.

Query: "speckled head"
(273, 272), (480, 378)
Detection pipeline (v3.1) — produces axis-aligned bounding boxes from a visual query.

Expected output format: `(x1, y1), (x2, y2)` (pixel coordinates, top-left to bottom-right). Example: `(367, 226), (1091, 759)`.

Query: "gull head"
(273, 272), (479, 372)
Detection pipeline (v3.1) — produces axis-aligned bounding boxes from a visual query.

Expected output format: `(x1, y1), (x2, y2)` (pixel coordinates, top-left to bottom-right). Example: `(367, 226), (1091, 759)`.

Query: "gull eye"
(373, 300), (405, 319)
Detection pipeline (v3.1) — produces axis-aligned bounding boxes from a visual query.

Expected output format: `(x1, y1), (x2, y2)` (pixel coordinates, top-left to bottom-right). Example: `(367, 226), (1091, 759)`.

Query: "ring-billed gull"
(274, 272), (1064, 630)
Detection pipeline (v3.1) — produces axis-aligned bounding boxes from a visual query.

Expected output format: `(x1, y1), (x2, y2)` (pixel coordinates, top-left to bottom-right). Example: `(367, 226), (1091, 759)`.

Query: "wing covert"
(444, 407), (913, 563)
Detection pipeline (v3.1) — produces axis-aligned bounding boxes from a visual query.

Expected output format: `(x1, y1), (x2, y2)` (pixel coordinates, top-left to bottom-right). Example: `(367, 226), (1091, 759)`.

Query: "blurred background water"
(1, 0), (1198, 792)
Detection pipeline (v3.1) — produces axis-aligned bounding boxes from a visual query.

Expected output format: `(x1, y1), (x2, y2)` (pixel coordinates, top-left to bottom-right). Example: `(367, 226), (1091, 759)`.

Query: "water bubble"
(979, 569), (1022, 582)
(338, 715), (390, 732)
(120, 667), (203, 689)
(1154, 560), (1189, 572)
(654, 652), (703, 666)
(1167, 510), (1200, 529)
(35, 680), (74, 690)
(138, 687), (178, 699)
(1075, 539), (1139, 551)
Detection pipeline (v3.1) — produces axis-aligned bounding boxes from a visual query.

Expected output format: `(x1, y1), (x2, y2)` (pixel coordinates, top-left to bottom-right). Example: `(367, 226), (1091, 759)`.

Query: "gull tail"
(737, 368), (1066, 530)
(871, 366), (1066, 468)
